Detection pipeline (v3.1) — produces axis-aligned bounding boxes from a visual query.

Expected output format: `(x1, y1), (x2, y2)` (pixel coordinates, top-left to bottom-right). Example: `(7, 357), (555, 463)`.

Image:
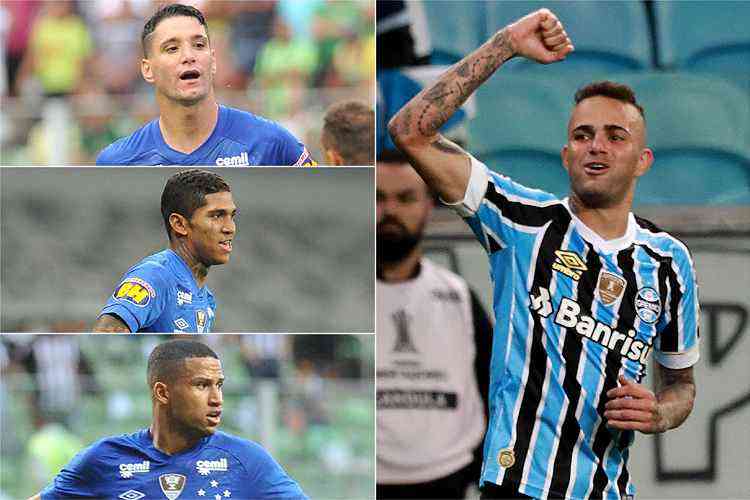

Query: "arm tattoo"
(430, 137), (469, 157)
(92, 314), (131, 333)
(656, 366), (696, 430)
(389, 28), (514, 140)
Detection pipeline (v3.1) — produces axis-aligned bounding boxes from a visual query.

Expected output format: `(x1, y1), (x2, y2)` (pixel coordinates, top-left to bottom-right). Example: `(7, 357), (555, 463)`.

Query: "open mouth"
(179, 70), (201, 81)
(584, 162), (609, 175)
(207, 411), (221, 425)
(219, 240), (232, 252)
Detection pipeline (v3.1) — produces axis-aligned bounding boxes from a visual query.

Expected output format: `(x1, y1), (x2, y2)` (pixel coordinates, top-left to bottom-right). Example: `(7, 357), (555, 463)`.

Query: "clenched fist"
(505, 9), (574, 64)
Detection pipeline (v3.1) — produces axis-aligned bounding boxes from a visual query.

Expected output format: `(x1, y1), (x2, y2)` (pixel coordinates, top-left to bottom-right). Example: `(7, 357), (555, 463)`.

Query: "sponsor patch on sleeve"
(113, 277), (156, 307)
(294, 147), (317, 166)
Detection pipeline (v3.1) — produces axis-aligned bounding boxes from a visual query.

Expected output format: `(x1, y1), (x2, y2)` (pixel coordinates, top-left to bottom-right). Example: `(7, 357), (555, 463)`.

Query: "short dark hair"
(142, 3), (209, 57)
(574, 81), (645, 121)
(147, 339), (219, 388)
(322, 100), (374, 165)
(161, 169), (231, 241)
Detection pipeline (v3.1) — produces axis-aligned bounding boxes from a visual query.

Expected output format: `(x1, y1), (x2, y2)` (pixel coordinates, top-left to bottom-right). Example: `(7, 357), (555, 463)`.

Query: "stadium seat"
(485, 1), (653, 73)
(468, 74), (571, 195)
(655, 1), (750, 90)
(422, 0), (486, 64)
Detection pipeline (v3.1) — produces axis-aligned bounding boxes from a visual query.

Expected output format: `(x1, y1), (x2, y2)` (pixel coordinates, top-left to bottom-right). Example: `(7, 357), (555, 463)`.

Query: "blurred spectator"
(3, 0), (42, 96)
(240, 335), (290, 380)
(19, 335), (99, 426)
(312, 0), (369, 86)
(321, 99), (373, 165)
(15, 2), (93, 97)
(229, 0), (277, 85)
(27, 419), (84, 491)
(254, 17), (318, 119)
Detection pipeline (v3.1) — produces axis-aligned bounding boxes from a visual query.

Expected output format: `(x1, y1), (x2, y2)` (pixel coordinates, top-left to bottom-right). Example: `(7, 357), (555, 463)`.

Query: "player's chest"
(166, 287), (215, 333)
(111, 456), (241, 500)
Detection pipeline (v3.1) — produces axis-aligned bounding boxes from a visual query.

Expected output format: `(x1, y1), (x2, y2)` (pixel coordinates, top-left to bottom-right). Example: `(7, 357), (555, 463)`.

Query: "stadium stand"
(485, 1), (653, 73)
(421, 0), (485, 64)
(654, 1), (750, 91)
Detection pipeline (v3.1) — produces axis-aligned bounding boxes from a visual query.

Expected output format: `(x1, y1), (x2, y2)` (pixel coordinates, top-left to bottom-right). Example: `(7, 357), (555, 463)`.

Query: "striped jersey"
(450, 157), (700, 499)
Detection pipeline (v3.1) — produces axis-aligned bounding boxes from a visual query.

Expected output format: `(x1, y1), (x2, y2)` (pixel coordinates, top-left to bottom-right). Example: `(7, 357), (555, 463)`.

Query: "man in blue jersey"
(96, 3), (314, 166)
(30, 339), (307, 499)
(93, 169), (235, 332)
(389, 8), (698, 500)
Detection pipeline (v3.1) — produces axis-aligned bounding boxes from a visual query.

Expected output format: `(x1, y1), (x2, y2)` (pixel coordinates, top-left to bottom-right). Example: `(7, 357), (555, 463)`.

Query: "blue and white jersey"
(451, 157), (700, 499)
(99, 249), (216, 333)
(40, 429), (307, 499)
(96, 105), (315, 166)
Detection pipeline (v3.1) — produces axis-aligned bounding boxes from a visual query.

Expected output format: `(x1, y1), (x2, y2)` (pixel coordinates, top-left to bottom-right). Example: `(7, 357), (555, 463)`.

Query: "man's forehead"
(202, 191), (236, 209)
(568, 95), (643, 131)
(181, 357), (223, 377)
(151, 15), (207, 44)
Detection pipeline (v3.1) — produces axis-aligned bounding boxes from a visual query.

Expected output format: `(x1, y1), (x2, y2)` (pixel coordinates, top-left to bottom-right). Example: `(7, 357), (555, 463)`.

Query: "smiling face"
(141, 15), (216, 106)
(166, 357), (224, 437)
(562, 95), (653, 209)
(183, 191), (237, 266)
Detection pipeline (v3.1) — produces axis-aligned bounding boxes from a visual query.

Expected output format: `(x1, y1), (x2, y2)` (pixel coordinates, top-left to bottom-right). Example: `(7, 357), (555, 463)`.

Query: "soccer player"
(388, 9), (699, 499)
(30, 339), (307, 499)
(321, 100), (374, 165)
(93, 169), (235, 333)
(96, 3), (314, 166)
(377, 149), (492, 498)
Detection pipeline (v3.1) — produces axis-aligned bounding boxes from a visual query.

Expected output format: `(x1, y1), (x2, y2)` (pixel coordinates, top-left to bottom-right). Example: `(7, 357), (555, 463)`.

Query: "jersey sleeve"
(654, 244), (700, 369)
(444, 155), (560, 254)
(98, 264), (169, 332)
(238, 441), (308, 499)
(39, 444), (101, 499)
(273, 126), (316, 166)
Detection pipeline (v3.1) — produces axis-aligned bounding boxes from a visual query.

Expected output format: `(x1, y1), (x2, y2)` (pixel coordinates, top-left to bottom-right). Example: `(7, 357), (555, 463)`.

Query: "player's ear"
(141, 58), (155, 84)
(635, 147), (653, 178)
(153, 382), (169, 404)
(169, 213), (190, 238)
(210, 47), (217, 76)
(561, 145), (570, 172)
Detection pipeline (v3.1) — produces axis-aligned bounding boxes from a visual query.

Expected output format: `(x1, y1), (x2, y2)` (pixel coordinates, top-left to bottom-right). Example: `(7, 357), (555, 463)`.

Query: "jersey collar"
(562, 198), (636, 254)
(151, 104), (226, 164)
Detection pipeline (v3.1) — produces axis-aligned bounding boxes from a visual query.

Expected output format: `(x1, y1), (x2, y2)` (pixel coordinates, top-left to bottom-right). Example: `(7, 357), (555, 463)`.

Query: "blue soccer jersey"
(99, 249), (216, 333)
(96, 105), (315, 166)
(40, 429), (307, 500)
(450, 157), (700, 499)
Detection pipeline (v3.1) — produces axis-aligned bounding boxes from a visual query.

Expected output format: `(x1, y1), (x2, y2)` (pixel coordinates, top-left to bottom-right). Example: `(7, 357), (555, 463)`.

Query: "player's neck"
(150, 421), (203, 455)
(172, 242), (209, 288)
(568, 195), (631, 241)
(378, 248), (422, 283)
(158, 96), (219, 154)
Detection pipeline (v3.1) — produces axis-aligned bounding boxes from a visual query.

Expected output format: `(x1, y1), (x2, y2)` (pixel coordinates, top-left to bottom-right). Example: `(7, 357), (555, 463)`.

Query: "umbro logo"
(552, 250), (587, 281)
(119, 460), (150, 478)
(119, 490), (145, 500)
(216, 151), (250, 166)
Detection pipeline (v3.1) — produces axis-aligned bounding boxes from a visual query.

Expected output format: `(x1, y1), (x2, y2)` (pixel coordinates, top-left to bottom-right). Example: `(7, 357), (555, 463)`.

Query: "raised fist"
(506, 9), (574, 64)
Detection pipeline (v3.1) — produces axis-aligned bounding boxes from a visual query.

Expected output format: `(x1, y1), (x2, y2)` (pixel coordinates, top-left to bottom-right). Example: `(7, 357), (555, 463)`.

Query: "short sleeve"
(443, 155), (562, 255)
(240, 441), (308, 499)
(273, 126), (315, 166)
(99, 265), (168, 332)
(654, 245), (700, 369)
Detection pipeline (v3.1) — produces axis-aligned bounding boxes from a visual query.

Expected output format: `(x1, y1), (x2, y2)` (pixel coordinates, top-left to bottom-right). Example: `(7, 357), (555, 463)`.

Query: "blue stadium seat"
(485, 1), (653, 73)
(422, 0), (486, 64)
(468, 74), (571, 195)
(654, 1), (750, 90)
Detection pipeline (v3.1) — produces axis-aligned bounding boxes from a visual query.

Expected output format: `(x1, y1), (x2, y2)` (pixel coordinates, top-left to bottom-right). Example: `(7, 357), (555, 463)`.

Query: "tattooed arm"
(387, 9), (574, 202)
(92, 313), (131, 333)
(605, 368), (696, 434)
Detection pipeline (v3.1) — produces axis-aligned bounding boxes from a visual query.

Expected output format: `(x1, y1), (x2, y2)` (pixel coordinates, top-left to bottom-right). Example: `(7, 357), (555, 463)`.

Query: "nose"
(589, 131), (608, 154)
(222, 217), (235, 235)
(209, 386), (222, 406)
(181, 44), (196, 64)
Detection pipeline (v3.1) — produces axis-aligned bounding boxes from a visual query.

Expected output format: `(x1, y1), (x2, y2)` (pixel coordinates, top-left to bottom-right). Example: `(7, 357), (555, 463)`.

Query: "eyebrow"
(192, 376), (225, 383)
(207, 208), (238, 215)
(572, 124), (631, 135)
(160, 34), (208, 49)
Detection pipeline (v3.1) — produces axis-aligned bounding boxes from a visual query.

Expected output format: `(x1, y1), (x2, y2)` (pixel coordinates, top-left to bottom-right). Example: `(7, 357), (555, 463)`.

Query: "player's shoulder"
(96, 119), (160, 165)
(421, 258), (470, 293)
(220, 105), (299, 144)
(123, 250), (180, 286)
(633, 214), (693, 260)
(70, 430), (145, 468)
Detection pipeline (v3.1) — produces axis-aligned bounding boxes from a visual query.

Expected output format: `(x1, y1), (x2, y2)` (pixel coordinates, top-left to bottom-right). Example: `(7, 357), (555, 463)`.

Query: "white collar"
(562, 198), (636, 254)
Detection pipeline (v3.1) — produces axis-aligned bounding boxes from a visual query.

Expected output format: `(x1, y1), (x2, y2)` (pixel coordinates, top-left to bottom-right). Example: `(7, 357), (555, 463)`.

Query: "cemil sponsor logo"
(114, 278), (155, 307)
(177, 289), (193, 306)
(119, 460), (150, 478)
(196, 457), (228, 475)
(216, 152), (250, 166)
(552, 250), (588, 281)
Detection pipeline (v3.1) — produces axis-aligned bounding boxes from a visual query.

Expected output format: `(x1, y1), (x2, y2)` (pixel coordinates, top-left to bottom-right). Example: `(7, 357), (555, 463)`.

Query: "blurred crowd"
(1, 334), (374, 496)
(0, 0), (375, 164)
